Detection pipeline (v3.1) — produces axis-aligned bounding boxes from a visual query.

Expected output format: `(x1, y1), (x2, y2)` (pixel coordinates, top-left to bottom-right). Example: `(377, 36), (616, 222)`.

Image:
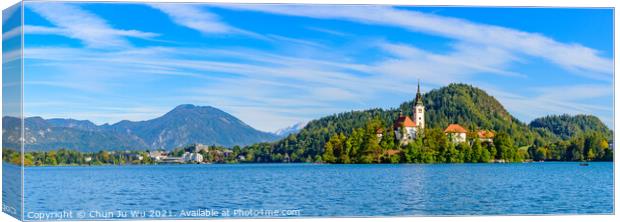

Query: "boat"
(579, 162), (589, 166)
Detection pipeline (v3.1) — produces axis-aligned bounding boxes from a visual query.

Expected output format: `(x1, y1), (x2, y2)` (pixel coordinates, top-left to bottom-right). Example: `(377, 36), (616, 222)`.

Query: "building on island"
(393, 81), (425, 145)
(412, 81), (425, 129)
(393, 112), (417, 145)
(444, 124), (468, 143)
(386, 80), (495, 146)
(476, 130), (495, 143)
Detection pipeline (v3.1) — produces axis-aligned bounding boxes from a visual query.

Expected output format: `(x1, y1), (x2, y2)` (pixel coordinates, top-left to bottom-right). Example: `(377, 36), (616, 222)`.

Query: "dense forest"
(530, 114), (613, 140)
(3, 83), (613, 166)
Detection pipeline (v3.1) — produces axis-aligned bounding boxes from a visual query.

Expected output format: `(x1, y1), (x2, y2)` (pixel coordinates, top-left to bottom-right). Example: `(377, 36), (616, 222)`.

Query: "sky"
(4, 2), (614, 132)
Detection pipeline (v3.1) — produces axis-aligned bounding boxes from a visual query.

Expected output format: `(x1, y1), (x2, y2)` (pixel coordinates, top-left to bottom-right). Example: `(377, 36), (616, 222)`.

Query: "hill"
(240, 83), (611, 163)
(2, 105), (279, 151)
(529, 114), (612, 140)
(270, 83), (538, 155)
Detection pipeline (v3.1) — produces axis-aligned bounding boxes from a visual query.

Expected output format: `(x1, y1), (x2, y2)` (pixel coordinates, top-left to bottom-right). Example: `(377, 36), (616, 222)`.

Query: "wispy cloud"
(21, 3), (613, 130)
(219, 4), (613, 80)
(479, 84), (613, 127)
(149, 4), (235, 34)
(149, 3), (264, 39)
(306, 26), (349, 37)
(374, 41), (524, 86)
(23, 34), (612, 129)
(2, 27), (20, 41)
(26, 2), (158, 48)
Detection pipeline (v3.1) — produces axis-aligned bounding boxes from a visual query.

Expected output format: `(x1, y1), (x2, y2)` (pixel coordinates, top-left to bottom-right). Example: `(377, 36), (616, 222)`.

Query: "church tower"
(413, 80), (425, 129)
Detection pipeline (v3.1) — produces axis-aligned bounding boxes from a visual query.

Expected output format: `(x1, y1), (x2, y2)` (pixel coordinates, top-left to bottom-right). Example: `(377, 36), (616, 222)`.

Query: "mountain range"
(2, 104), (281, 151)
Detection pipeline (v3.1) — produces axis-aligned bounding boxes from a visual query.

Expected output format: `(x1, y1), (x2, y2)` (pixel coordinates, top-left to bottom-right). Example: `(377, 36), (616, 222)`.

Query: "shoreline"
(4, 160), (611, 168)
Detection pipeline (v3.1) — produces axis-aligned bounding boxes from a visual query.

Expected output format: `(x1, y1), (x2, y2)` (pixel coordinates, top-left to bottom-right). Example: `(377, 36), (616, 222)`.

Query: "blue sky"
(5, 2), (613, 132)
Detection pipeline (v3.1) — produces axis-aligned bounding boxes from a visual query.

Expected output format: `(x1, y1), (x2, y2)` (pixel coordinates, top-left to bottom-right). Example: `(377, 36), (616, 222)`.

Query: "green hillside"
(530, 114), (612, 140)
(238, 83), (612, 163)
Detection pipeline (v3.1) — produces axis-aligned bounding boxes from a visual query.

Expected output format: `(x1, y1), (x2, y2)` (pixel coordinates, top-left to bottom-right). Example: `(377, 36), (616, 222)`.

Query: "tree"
(380, 128), (396, 151)
(480, 148), (491, 163)
(322, 137), (337, 163)
(471, 138), (483, 163)
(45, 151), (58, 165)
(533, 147), (547, 161)
(458, 142), (473, 163)
(494, 132), (514, 161)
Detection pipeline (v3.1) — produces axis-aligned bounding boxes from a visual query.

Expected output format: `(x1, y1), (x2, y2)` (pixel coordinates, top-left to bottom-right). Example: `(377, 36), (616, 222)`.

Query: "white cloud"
(26, 2), (158, 48)
(149, 4), (235, 34)
(2, 26), (20, 41)
(480, 84), (613, 127)
(148, 3), (265, 39)
(2, 48), (21, 64)
(372, 41), (524, 86)
(22, 4), (613, 130)
(219, 4), (613, 80)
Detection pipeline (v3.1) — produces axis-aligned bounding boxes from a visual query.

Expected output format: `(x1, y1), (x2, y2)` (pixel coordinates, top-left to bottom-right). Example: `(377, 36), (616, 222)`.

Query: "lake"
(14, 162), (615, 220)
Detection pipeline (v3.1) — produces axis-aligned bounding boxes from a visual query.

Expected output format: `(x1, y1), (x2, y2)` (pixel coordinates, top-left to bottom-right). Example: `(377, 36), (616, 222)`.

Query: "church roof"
(415, 80), (424, 106)
(394, 115), (416, 129)
(444, 124), (467, 133)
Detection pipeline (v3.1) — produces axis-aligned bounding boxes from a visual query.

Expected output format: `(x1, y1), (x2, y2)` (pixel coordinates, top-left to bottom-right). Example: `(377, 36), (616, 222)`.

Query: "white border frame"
(1, 1), (617, 222)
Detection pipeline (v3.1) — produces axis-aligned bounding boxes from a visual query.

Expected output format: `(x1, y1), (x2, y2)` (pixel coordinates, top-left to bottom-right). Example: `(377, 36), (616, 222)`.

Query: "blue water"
(2, 163), (22, 220)
(18, 162), (614, 220)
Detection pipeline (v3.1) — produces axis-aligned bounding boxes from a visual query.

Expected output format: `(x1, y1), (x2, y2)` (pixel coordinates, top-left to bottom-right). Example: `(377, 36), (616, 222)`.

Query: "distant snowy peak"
(274, 121), (307, 136)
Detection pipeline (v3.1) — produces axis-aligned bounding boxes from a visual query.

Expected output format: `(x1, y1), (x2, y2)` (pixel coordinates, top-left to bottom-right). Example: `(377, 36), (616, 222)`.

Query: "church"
(387, 81), (495, 146)
(393, 81), (425, 145)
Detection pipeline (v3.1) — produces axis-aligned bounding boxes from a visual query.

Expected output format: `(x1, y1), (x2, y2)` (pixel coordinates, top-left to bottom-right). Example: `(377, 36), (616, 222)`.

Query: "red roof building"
(393, 115), (416, 129)
(444, 124), (468, 133)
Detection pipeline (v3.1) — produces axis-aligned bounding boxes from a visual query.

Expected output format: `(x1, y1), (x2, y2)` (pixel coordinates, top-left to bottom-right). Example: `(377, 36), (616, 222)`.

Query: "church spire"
(415, 79), (423, 106)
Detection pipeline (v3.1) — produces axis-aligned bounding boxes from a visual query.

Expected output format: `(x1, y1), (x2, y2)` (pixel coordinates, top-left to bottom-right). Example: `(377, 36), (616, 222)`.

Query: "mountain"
(2, 105), (279, 151)
(274, 122), (307, 137)
(2, 116), (149, 152)
(105, 104), (279, 149)
(529, 114), (612, 140)
(46, 118), (100, 131)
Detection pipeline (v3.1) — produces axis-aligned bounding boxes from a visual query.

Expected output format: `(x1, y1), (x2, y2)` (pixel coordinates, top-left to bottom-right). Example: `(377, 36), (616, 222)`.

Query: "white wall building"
(394, 81), (425, 145)
(445, 124), (468, 144)
(183, 152), (204, 163)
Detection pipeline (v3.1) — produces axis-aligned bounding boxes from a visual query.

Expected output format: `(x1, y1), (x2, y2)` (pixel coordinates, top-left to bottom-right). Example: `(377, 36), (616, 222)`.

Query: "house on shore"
(444, 124), (468, 143)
